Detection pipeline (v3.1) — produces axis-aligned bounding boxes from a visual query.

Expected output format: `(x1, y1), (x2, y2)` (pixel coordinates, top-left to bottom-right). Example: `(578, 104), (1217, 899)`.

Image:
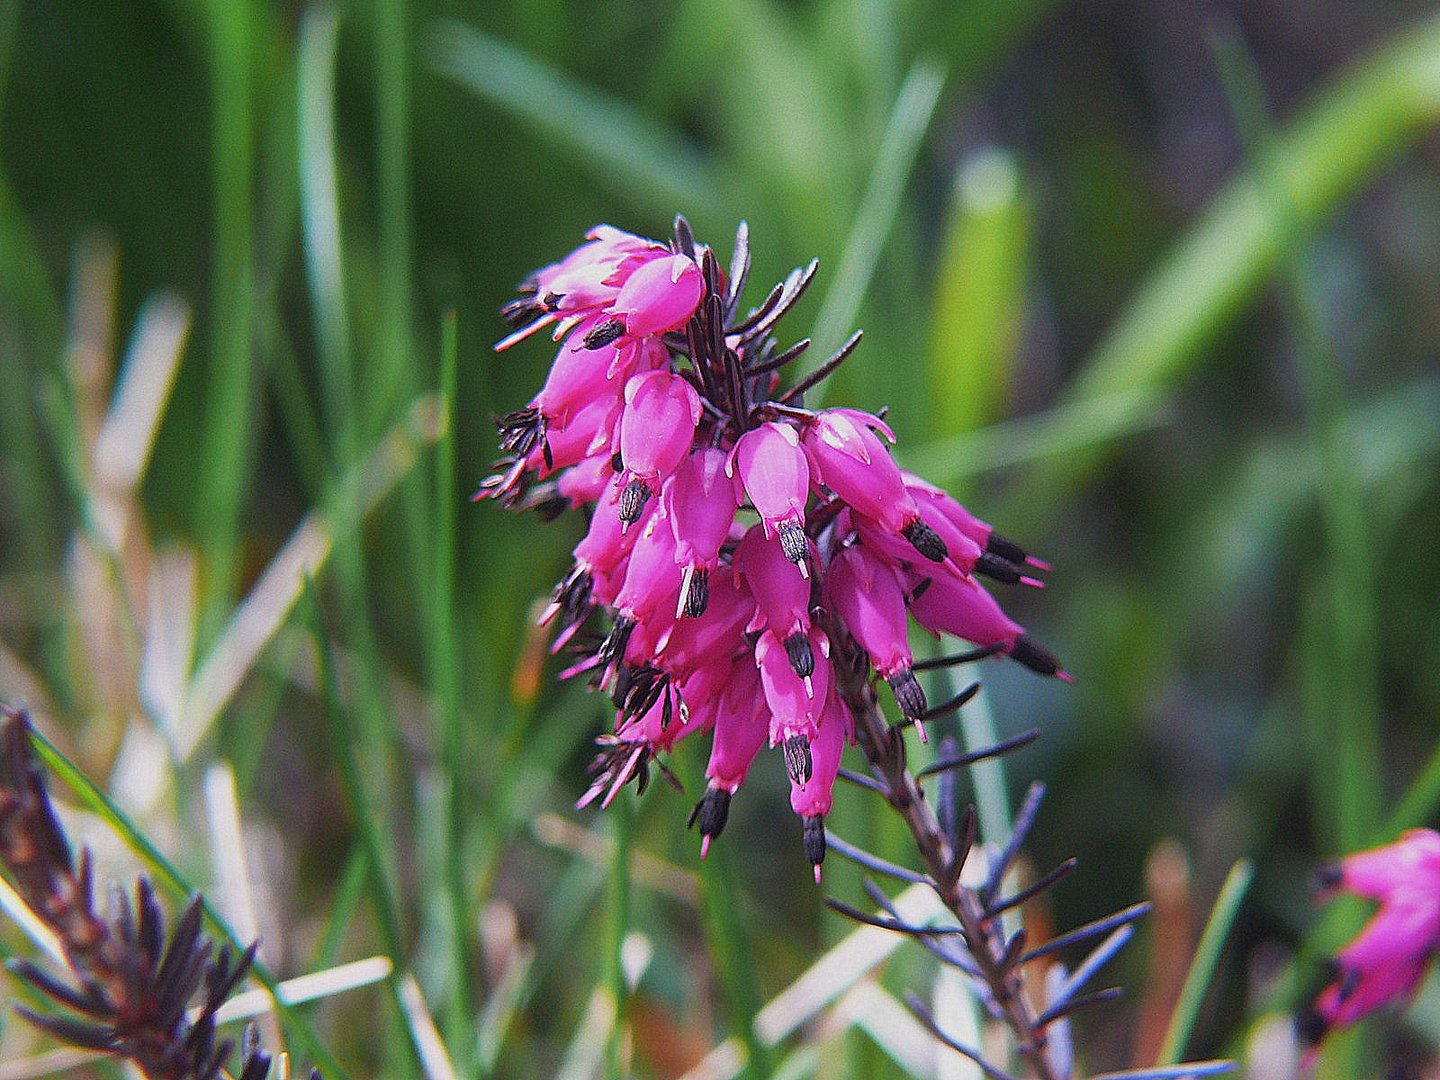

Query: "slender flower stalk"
(482, 217), (1232, 1080)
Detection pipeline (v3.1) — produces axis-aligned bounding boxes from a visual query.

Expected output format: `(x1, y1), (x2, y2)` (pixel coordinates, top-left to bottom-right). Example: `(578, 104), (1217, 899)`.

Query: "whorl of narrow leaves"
(0, 704), (298, 1080)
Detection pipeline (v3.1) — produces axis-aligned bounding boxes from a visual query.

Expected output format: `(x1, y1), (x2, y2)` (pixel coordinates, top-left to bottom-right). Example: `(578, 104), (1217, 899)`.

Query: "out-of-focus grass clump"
(0, 1), (1439, 1077)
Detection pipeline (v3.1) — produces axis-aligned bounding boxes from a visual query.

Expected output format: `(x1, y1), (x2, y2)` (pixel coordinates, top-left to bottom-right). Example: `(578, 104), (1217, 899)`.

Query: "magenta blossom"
(1300, 829), (1440, 1061)
(482, 218), (1067, 875)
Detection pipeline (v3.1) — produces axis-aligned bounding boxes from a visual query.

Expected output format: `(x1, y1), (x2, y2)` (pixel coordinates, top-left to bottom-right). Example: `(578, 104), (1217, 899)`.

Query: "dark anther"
(683, 567), (710, 618)
(583, 319), (625, 349)
(688, 787), (732, 839)
(496, 407), (546, 460)
(500, 294), (545, 328)
(907, 577), (933, 605)
(1009, 635), (1063, 678)
(610, 451), (624, 472)
(600, 616), (636, 665)
(617, 479), (651, 524)
(802, 815), (827, 868)
(779, 521), (809, 566)
(783, 735), (812, 785)
(1336, 967), (1361, 1004)
(1313, 863), (1344, 891)
(886, 669), (927, 719)
(974, 550), (1023, 584)
(985, 533), (1028, 566)
(784, 632), (814, 678)
(902, 519), (948, 563)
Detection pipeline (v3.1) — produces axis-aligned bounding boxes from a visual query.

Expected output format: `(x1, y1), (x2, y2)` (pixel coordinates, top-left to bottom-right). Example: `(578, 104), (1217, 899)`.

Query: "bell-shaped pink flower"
(611, 253), (704, 337)
(803, 409), (947, 564)
(735, 524), (814, 676)
(555, 453), (615, 508)
(607, 515), (685, 659)
(826, 543), (927, 722)
(664, 448), (739, 618)
(661, 572), (755, 675)
(904, 472), (1054, 584)
(727, 422), (812, 573)
(909, 572), (1069, 681)
(1302, 829), (1440, 1060)
(788, 690), (852, 880)
(694, 661), (771, 857)
(499, 226), (663, 350)
(755, 628), (831, 782)
(616, 370), (701, 526)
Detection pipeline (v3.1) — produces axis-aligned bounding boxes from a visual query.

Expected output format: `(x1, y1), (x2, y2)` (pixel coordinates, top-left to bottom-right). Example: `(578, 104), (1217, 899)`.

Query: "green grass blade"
(201, 0), (258, 626)
(1030, 10), (1440, 492)
(806, 59), (946, 378)
(370, 0), (415, 433)
(298, 1), (355, 462)
(697, 841), (774, 1080)
(427, 19), (727, 223)
(303, 577), (426, 1078)
(1210, 22), (1381, 851)
(1158, 859), (1254, 1066)
(430, 310), (476, 1072)
(927, 147), (1030, 441)
(605, 793), (634, 1080)
(26, 727), (349, 1079)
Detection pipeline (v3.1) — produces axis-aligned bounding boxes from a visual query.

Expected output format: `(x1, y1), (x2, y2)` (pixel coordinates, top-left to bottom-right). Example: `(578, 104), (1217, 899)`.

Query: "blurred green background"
(2, 0), (1440, 1076)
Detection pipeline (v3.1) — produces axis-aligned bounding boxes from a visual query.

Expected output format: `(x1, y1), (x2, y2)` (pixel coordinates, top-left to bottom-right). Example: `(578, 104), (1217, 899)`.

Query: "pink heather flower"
(664, 447), (739, 619)
(616, 370), (701, 525)
(755, 627), (832, 778)
(694, 661), (771, 857)
(1301, 829), (1440, 1059)
(801, 409), (949, 564)
(660, 571), (754, 675)
(904, 472), (1051, 577)
(788, 690), (853, 880)
(735, 523), (814, 676)
(727, 422), (812, 573)
(825, 543), (927, 724)
(498, 225), (664, 350)
(606, 515), (685, 661)
(610, 253), (704, 337)
(486, 219), (1070, 875)
(909, 570), (1069, 681)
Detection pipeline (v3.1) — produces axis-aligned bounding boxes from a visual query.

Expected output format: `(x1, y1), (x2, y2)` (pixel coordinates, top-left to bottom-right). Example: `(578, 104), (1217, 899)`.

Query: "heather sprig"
(483, 218), (1235, 1079)
(0, 704), (294, 1080)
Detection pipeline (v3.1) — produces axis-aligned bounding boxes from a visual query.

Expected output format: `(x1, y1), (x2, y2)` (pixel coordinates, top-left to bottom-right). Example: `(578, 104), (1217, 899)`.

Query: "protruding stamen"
(784, 632), (814, 678)
(688, 787), (732, 850)
(1314, 863), (1344, 891)
(617, 479), (651, 527)
(902, 520), (948, 563)
(1009, 634), (1066, 680)
(974, 550), (1023, 584)
(583, 319), (625, 349)
(802, 815), (827, 875)
(599, 616), (636, 665)
(886, 668), (927, 720)
(778, 522), (809, 574)
(783, 736), (812, 786)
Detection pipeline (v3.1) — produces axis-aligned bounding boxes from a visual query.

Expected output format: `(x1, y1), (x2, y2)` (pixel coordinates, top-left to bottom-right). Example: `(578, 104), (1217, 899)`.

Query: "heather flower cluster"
(1299, 827), (1440, 1063)
(482, 218), (1067, 878)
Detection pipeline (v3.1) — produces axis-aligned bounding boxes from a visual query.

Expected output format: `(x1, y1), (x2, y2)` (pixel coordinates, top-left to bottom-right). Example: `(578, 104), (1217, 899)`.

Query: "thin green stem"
(1157, 859), (1254, 1066)
(202, 0), (257, 627)
(303, 578), (425, 1078)
(432, 311), (475, 1070)
(697, 841), (773, 1080)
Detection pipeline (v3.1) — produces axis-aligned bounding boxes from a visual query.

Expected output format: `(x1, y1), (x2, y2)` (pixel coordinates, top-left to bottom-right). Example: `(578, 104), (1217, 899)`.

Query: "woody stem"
(829, 630), (1059, 1080)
